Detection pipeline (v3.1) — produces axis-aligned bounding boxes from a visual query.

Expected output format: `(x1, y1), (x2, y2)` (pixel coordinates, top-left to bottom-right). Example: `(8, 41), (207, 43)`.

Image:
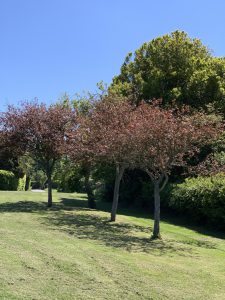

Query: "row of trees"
(1, 30), (225, 238)
(0, 96), (221, 238)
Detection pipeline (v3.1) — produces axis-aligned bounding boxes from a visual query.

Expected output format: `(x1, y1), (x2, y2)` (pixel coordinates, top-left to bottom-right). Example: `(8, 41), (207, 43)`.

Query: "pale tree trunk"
(146, 170), (168, 239)
(110, 164), (125, 222)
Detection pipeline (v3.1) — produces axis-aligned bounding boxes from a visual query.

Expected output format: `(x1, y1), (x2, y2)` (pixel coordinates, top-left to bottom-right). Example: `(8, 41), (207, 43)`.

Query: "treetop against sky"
(0, 0), (225, 111)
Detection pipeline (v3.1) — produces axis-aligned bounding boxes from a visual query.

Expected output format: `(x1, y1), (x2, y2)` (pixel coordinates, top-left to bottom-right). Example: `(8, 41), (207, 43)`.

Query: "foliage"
(75, 96), (135, 166)
(131, 101), (221, 179)
(54, 159), (85, 193)
(0, 101), (77, 206)
(129, 100), (221, 237)
(92, 163), (115, 202)
(169, 175), (225, 229)
(77, 96), (139, 219)
(81, 97), (221, 229)
(110, 31), (225, 109)
(188, 129), (225, 177)
(17, 174), (26, 191)
(31, 169), (47, 189)
(0, 170), (26, 191)
(0, 170), (17, 190)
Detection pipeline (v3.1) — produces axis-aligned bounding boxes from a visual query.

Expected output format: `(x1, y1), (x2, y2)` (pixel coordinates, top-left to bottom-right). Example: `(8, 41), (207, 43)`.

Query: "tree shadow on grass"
(0, 197), (220, 254)
(61, 197), (89, 209)
(92, 199), (225, 241)
(44, 205), (211, 256)
(0, 198), (87, 213)
(0, 201), (48, 213)
(44, 211), (190, 255)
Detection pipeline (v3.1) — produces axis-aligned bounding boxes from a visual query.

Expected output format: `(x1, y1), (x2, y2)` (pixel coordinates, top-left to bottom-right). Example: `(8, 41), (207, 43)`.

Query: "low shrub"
(0, 170), (17, 190)
(0, 170), (26, 191)
(169, 175), (225, 229)
(57, 170), (85, 193)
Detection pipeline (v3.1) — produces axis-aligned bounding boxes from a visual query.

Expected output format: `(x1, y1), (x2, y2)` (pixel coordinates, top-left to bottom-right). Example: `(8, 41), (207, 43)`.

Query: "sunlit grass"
(0, 190), (225, 299)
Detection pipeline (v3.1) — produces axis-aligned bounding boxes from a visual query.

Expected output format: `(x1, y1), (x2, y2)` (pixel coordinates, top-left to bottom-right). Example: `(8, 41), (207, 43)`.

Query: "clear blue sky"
(1, 0), (225, 110)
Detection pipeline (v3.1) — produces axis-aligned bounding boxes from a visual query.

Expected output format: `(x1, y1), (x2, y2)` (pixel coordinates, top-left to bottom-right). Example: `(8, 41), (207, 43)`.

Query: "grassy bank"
(0, 191), (225, 299)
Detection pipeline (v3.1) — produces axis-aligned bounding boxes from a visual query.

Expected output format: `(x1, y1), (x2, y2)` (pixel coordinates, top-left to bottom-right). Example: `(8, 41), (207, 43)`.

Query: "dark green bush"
(31, 170), (46, 189)
(0, 170), (26, 191)
(169, 175), (225, 228)
(95, 167), (155, 209)
(57, 169), (85, 193)
(0, 170), (17, 190)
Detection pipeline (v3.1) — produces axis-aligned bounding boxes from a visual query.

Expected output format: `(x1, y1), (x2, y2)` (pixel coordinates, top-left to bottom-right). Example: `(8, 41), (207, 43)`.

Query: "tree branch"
(145, 168), (155, 182)
(159, 173), (168, 192)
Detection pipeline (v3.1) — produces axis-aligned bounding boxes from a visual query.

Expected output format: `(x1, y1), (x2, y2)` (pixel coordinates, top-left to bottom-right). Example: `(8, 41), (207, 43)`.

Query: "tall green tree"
(110, 31), (225, 108)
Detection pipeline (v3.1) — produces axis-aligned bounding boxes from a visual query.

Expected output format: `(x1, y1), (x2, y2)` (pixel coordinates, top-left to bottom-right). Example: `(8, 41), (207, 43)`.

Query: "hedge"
(169, 175), (225, 229)
(0, 170), (26, 191)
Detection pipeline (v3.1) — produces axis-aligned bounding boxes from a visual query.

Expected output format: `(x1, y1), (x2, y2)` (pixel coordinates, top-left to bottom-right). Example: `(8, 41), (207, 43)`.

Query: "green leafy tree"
(110, 31), (225, 108)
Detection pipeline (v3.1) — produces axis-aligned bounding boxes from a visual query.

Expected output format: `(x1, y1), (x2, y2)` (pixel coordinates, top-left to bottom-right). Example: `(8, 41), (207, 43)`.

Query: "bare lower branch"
(145, 168), (154, 182)
(159, 173), (168, 192)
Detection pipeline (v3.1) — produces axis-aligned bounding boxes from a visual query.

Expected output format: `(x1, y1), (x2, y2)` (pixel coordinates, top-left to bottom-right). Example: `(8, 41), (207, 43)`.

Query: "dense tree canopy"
(75, 96), (135, 220)
(75, 96), (222, 235)
(109, 31), (225, 109)
(130, 101), (221, 238)
(0, 102), (77, 206)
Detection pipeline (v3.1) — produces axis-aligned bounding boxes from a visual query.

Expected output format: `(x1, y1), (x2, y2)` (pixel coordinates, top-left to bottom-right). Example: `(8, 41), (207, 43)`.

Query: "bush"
(0, 170), (17, 190)
(31, 170), (46, 189)
(17, 174), (26, 191)
(169, 175), (225, 229)
(0, 170), (26, 191)
(57, 169), (85, 193)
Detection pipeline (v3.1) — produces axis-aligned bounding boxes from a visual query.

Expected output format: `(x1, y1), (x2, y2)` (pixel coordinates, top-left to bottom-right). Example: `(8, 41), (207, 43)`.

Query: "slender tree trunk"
(145, 172), (168, 239)
(47, 174), (53, 207)
(44, 159), (55, 208)
(25, 175), (31, 191)
(152, 180), (161, 239)
(84, 169), (96, 209)
(111, 164), (125, 222)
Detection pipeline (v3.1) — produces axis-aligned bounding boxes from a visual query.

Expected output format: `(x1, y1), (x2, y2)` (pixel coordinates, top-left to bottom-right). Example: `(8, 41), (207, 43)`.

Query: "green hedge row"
(0, 170), (26, 191)
(168, 175), (225, 229)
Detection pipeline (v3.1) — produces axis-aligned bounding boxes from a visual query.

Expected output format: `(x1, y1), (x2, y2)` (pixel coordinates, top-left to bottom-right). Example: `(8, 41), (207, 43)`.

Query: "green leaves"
(109, 30), (225, 109)
(170, 175), (225, 228)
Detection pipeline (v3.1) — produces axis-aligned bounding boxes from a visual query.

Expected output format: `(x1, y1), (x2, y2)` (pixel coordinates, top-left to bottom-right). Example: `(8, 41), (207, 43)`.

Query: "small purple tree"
(1, 102), (77, 206)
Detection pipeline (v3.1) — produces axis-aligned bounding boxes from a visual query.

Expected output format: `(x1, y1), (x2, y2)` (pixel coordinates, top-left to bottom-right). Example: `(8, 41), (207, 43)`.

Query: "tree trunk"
(110, 164), (125, 222)
(152, 180), (161, 239)
(145, 170), (168, 239)
(47, 174), (53, 207)
(25, 175), (31, 191)
(84, 170), (96, 209)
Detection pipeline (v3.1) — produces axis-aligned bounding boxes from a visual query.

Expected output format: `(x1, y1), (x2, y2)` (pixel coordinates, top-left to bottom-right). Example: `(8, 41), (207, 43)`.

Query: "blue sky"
(0, 0), (225, 110)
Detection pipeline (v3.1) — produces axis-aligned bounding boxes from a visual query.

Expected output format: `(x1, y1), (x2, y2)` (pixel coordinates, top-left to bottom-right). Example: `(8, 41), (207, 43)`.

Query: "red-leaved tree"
(0, 102), (76, 207)
(78, 96), (135, 221)
(131, 101), (221, 238)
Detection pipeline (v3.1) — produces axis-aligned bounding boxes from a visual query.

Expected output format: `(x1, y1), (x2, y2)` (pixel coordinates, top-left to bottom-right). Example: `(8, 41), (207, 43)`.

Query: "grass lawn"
(0, 190), (225, 300)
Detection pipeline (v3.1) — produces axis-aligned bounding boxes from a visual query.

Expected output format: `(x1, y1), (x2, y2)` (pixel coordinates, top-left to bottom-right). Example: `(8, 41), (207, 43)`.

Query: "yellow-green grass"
(0, 190), (225, 299)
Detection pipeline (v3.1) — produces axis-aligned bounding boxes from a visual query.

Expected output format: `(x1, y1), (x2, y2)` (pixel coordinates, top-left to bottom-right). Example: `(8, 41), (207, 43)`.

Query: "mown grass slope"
(0, 191), (225, 300)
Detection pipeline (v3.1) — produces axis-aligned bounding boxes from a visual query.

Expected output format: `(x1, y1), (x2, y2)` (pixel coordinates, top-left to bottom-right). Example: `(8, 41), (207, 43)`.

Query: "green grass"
(0, 191), (225, 300)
